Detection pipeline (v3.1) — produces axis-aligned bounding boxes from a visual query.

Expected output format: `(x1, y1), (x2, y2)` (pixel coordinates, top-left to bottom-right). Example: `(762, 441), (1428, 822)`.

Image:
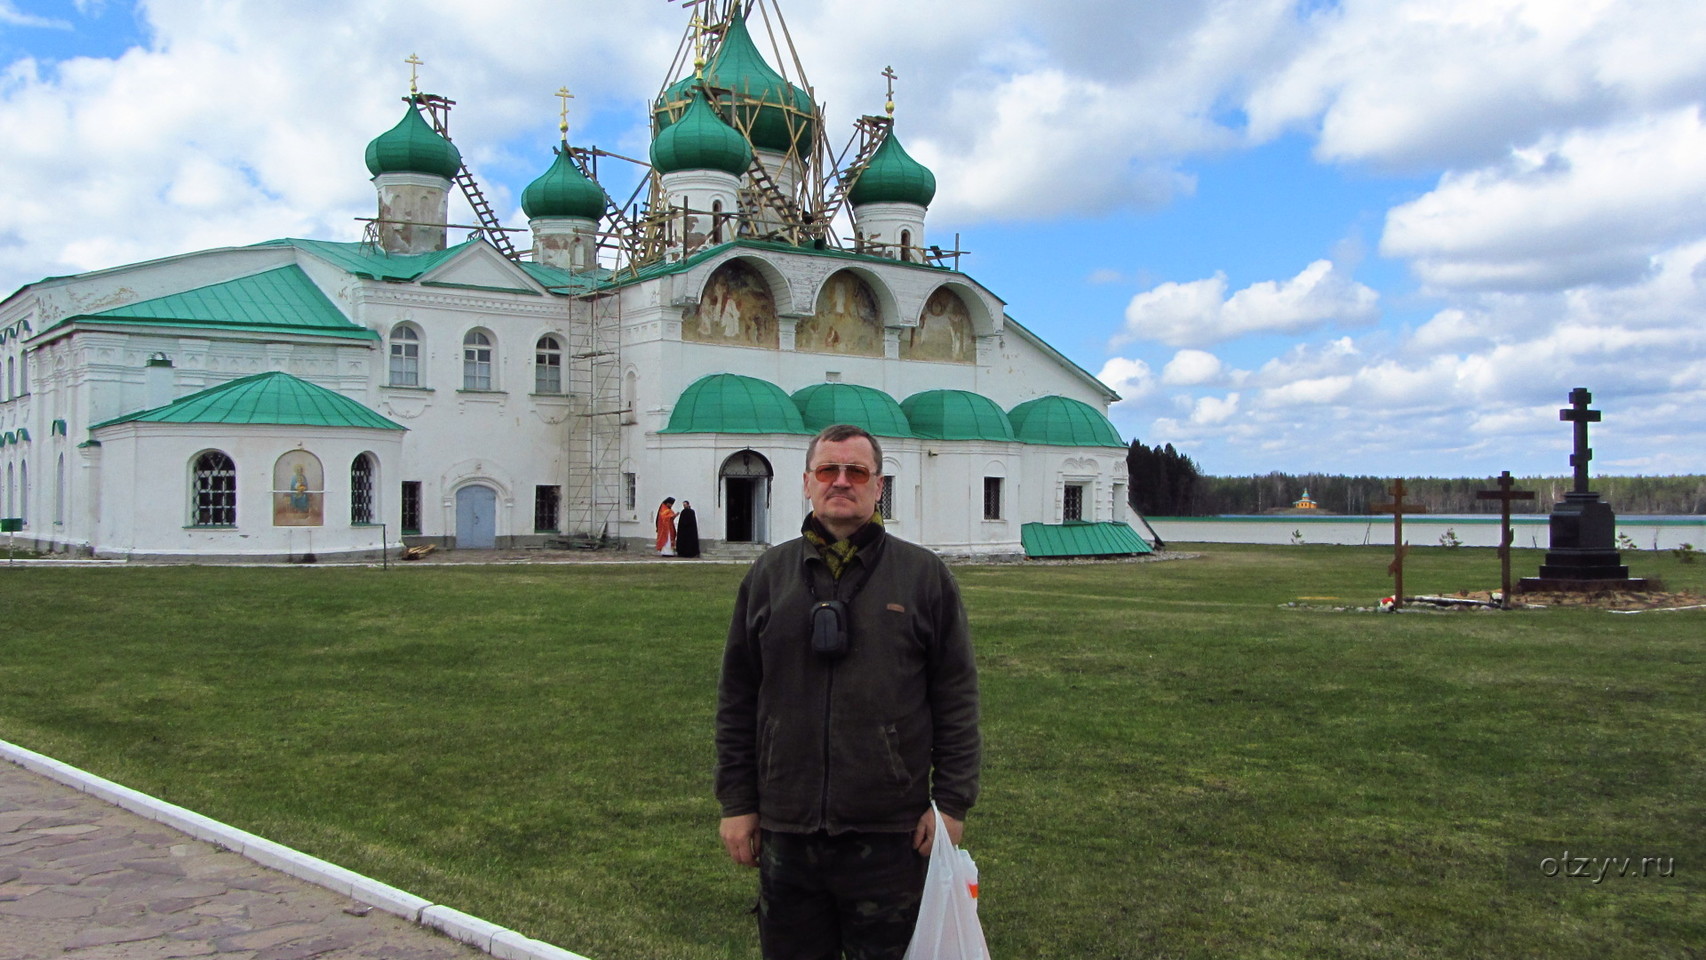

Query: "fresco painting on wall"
(272, 450), (324, 526)
(686, 261), (778, 348)
(797, 271), (883, 356)
(902, 288), (975, 363)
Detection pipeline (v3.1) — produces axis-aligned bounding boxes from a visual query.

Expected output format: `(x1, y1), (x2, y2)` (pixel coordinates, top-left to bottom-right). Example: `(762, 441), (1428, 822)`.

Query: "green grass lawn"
(2, 545), (1702, 959)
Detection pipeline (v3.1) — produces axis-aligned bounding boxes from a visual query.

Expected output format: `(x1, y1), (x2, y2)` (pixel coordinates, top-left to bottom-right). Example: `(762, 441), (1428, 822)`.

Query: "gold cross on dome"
(882, 65), (897, 117)
(556, 86), (575, 142)
(405, 53), (424, 95)
(690, 13), (711, 79)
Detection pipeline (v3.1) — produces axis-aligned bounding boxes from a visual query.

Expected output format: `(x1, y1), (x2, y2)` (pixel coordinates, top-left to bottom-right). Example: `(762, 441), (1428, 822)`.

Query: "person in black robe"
(676, 500), (701, 558)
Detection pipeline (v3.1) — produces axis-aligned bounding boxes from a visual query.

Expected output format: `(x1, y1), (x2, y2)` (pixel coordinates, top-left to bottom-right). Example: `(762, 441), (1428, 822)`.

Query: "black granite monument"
(1518, 387), (1648, 592)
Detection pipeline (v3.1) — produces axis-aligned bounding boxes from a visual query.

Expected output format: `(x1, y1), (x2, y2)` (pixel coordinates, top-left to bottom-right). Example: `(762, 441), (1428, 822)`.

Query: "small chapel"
(0, 0), (1146, 561)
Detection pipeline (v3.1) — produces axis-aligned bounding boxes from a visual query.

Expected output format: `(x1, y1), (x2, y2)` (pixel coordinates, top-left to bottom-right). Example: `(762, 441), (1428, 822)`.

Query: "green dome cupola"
(651, 90), (754, 176)
(654, 5), (816, 156)
(521, 149), (608, 220)
(850, 130), (936, 208)
(364, 105), (462, 180)
(1008, 396), (1127, 448)
(791, 383), (912, 437)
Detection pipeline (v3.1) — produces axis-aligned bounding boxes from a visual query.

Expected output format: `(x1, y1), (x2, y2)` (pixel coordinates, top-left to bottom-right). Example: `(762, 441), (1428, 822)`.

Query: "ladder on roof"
(411, 93), (522, 261)
(819, 115), (890, 251)
(740, 155), (806, 244)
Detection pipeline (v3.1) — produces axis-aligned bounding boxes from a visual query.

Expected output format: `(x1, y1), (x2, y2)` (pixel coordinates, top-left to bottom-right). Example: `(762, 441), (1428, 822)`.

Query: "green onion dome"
(850, 130), (936, 208)
(900, 389), (1014, 441)
(364, 106), (462, 179)
(1007, 396), (1126, 448)
(661, 374), (810, 434)
(650, 90), (754, 176)
(791, 383), (913, 437)
(654, 8), (816, 155)
(521, 149), (608, 220)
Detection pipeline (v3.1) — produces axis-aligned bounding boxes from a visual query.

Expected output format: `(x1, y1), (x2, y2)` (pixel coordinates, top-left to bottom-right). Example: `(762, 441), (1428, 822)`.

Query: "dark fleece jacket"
(715, 523), (981, 834)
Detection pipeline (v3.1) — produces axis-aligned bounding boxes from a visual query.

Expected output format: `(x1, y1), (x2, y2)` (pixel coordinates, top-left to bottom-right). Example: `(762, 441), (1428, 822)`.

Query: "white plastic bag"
(904, 803), (989, 960)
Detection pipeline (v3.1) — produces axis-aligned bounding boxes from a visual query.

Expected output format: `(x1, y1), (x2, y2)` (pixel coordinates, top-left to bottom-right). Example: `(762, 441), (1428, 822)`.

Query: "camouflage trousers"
(757, 829), (927, 960)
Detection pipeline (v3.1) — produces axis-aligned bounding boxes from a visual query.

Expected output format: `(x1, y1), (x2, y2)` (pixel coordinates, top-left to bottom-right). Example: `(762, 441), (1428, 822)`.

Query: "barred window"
(535, 485), (562, 533)
(624, 472), (636, 511)
(351, 454), (376, 524)
(877, 474), (895, 521)
(193, 451), (237, 526)
(983, 477), (1003, 520)
(389, 325), (420, 386)
(1063, 483), (1085, 522)
(401, 481), (422, 534)
(535, 336), (563, 394)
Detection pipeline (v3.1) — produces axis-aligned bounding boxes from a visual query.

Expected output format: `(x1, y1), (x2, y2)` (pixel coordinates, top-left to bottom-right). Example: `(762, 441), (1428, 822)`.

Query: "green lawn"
(1, 545), (1702, 959)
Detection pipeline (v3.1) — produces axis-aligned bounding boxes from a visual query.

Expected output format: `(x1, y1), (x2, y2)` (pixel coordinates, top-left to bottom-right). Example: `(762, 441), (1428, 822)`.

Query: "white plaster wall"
(89, 422), (404, 558)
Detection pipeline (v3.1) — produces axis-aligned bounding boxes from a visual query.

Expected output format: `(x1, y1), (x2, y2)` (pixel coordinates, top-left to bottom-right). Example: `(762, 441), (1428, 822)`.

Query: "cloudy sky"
(3, 0), (1702, 477)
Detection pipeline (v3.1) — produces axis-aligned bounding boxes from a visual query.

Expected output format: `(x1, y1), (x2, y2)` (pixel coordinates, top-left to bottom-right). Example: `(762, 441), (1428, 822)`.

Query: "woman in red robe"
(655, 497), (677, 556)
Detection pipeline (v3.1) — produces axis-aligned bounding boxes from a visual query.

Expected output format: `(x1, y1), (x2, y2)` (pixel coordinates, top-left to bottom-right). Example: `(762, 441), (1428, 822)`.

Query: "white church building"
(0, 1), (1144, 561)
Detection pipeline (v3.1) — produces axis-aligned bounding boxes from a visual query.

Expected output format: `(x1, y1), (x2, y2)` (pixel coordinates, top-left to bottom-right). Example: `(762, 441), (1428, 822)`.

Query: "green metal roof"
(790, 383), (912, 437)
(92, 371), (405, 431)
(662, 373), (811, 435)
(900, 389), (1014, 441)
(849, 130), (936, 208)
(522, 148), (609, 220)
(1008, 395), (1126, 448)
(365, 105), (462, 179)
(656, 7), (815, 155)
(1021, 521), (1153, 558)
(651, 90), (754, 176)
(62, 266), (374, 341)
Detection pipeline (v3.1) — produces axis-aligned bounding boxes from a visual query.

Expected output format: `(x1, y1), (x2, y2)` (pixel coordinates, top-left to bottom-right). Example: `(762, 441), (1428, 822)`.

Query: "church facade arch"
(719, 449), (773, 544)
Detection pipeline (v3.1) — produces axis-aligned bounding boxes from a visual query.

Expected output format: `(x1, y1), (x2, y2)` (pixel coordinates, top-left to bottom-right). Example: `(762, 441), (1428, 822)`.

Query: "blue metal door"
(455, 485), (497, 548)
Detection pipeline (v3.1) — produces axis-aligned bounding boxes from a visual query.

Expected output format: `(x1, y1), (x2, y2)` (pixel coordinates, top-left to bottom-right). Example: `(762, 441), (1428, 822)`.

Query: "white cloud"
(0, 2), (69, 28)
(1161, 349), (1223, 386)
(1115, 260), (1378, 348)
(1382, 107), (1706, 291)
(1246, 0), (1706, 169)
(1097, 357), (1156, 406)
(1189, 393), (1240, 425)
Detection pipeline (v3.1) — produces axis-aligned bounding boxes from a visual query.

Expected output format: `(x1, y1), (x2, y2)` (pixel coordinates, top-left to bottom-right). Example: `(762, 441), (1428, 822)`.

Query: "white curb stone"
(0, 738), (591, 960)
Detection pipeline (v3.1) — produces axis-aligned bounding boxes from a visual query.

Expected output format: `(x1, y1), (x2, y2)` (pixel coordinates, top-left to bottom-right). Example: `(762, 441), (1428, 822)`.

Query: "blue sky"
(3, 0), (1703, 478)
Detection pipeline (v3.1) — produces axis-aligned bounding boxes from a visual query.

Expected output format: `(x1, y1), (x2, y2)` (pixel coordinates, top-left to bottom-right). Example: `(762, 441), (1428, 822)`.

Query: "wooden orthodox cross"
(1375, 479), (1426, 609)
(1561, 387), (1601, 495)
(1476, 470), (1536, 608)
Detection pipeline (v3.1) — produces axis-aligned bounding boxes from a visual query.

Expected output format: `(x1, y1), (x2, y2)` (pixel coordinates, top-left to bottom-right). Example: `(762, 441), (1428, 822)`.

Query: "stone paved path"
(0, 762), (482, 960)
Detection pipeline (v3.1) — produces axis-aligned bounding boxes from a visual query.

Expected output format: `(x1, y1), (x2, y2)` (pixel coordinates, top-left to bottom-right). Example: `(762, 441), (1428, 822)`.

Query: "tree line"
(1125, 441), (1706, 516)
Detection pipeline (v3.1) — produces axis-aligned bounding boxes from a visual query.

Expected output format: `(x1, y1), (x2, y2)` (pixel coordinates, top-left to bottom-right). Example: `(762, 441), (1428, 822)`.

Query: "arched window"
(16, 351), (25, 395)
(350, 453), (376, 524)
(18, 460), (25, 525)
(535, 335), (563, 394)
(4, 462), (12, 517)
(388, 325), (421, 387)
(463, 330), (494, 390)
(55, 453), (64, 524)
(899, 229), (913, 263)
(192, 451), (237, 526)
(711, 199), (724, 243)
(5, 356), (12, 400)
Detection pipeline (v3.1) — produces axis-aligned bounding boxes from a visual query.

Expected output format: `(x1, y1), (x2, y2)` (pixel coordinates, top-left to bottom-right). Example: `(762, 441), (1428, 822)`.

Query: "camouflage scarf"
(801, 511), (884, 580)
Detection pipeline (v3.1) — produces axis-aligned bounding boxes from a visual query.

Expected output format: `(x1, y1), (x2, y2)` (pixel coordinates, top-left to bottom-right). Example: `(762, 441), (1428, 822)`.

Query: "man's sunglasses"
(810, 463), (874, 485)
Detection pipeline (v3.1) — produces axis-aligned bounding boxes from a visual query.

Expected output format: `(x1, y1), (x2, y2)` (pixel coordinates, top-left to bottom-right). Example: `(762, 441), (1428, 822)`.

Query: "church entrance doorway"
(720, 450), (772, 543)
(455, 484), (497, 548)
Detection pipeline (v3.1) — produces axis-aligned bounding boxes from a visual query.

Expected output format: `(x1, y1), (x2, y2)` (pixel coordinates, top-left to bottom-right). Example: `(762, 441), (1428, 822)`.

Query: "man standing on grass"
(716, 423), (981, 959)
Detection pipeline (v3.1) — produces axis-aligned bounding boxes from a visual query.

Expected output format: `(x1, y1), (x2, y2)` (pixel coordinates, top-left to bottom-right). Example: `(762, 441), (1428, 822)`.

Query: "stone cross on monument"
(1518, 386), (1647, 592)
(1562, 386), (1599, 494)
